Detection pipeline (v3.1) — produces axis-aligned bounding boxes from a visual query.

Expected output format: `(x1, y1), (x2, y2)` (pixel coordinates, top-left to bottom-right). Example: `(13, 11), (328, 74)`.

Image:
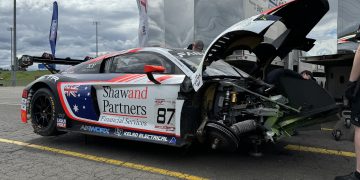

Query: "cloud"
(0, 0), (139, 69)
(0, 0), (348, 70)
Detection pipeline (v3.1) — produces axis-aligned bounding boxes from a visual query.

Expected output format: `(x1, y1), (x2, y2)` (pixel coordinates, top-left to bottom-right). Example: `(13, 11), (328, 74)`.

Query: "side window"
(109, 52), (178, 74)
(64, 61), (102, 74)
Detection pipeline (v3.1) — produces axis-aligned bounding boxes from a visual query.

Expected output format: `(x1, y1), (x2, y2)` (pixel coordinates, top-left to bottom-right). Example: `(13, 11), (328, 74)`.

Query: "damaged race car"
(21, 0), (337, 152)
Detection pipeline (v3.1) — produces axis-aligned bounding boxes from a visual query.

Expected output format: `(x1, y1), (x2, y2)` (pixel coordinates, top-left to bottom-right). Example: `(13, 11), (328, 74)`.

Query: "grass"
(0, 70), (52, 86)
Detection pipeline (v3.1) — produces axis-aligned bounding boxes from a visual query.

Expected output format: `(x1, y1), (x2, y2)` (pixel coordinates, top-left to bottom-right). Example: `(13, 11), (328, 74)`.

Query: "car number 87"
(157, 108), (175, 124)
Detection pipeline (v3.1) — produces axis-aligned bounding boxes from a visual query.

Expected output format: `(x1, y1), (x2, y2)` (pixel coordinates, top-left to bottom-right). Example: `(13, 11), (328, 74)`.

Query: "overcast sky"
(0, 0), (139, 69)
(0, 0), (340, 70)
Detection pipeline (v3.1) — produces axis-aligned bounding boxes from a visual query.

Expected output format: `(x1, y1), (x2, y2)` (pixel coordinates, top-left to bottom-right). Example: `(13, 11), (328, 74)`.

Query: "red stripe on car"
(109, 74), (137, 82)
(155, 75), (172, 82)
(124, 74), (146, 82)
(128, 48), (141, 53)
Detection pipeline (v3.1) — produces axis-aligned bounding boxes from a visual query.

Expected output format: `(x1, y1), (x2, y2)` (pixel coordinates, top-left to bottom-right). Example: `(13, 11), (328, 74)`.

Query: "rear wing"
(19, 53), (92, 74)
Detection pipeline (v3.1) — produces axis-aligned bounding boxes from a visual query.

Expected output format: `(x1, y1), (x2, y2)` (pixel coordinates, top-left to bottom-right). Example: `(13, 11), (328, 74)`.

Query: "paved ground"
(0, 86), (356, 180)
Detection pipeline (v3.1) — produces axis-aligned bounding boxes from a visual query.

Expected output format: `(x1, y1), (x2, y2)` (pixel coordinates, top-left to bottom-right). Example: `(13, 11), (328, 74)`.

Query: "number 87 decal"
(157, 108), (175, 124)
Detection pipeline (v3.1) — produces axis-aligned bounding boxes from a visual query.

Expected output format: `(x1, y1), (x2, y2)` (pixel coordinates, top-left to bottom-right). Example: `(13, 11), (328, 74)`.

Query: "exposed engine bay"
(194, 72), (337, 152)
(184, 0), (337, 152)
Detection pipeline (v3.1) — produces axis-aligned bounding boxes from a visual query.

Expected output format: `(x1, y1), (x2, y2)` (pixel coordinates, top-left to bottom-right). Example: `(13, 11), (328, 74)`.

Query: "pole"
(93, 21), (100, 57)
(96, 22), (98, 57)
(7, 28), (13, 66)
(13, 0), (17, 86)
(7, 28), (14, 86)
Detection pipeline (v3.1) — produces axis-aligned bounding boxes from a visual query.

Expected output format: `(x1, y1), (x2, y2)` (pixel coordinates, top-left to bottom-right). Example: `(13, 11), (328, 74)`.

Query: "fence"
(0, 80), (36, 87)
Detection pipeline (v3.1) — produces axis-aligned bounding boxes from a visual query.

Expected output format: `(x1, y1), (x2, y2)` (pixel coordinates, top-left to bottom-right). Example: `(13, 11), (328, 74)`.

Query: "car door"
(94, 51), (186, 143)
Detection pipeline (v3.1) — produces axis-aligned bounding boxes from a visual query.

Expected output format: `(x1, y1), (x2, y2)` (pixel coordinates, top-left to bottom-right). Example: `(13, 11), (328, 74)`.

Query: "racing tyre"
(30, 88), (58, 136)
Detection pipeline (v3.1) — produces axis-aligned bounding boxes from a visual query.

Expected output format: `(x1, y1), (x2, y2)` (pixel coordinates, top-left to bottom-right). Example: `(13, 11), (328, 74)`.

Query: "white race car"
(21, 0), (336, 152)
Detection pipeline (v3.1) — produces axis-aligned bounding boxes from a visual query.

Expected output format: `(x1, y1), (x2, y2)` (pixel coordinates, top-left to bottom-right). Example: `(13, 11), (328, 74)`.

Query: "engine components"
(230, 120), (257, 136)
(205, 120), (258, 152)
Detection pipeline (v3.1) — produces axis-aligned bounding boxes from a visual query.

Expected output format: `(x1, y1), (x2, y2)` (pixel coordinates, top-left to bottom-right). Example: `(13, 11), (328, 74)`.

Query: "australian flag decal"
(64, 85), (98, 120)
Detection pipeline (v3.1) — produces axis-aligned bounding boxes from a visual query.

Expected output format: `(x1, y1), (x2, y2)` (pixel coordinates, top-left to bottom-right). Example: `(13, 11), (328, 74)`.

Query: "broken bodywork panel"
(190, 0), (337, 151)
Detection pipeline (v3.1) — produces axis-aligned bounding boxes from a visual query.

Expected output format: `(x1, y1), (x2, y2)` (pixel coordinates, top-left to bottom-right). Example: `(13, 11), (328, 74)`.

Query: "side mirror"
(144, 65), (165, 84)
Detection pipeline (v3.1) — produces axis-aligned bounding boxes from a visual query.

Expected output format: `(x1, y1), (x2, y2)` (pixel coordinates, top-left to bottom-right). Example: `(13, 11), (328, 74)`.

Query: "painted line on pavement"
(0, 103), (21, 106)
(0, 138), (208, 180)
(321, 128), (334, 131)
(285, 144), (355, 158)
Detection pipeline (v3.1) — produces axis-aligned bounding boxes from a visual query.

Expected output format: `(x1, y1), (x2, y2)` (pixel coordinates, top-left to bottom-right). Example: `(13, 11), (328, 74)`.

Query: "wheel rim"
(33, 95), (52, 128)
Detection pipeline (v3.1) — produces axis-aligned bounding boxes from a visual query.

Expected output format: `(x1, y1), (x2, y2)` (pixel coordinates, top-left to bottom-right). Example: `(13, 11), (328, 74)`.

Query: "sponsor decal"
(193, 74), (202, 88)
(177, 51), (204, 58)
(191, 70), (203, 92)
(57, 118), (66, 128)
(103, 86), (148, 99)
(44, 75), (59, 82)
(114, 128), (124, 137)
(102, 101), (147, 116)
(122, 131), (168, 142)
(80, 125), (110, 134)
(94, 85), (180, 136)
(154, 99), (175, 107)
(86, 63), (97, 69)
(101, 86), (148, 116)
(62, 85), (98, 120)
(114, 128), (175, 144)
(64, 85), (79, 97)
(155, 99), (165, 106)
(154, 125), (175, 132)
(169, 137), (177, 144)
(99, 115), (147, 126)
(21, 98), (27, 110)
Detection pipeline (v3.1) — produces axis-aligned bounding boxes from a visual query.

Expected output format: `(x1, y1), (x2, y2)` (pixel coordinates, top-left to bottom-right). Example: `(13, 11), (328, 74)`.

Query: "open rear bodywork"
(191, 0), (338, 151)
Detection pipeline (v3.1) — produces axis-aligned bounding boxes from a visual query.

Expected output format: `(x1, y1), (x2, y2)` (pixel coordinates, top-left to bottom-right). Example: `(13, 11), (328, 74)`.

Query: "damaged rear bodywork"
(190, 0), (338, 151)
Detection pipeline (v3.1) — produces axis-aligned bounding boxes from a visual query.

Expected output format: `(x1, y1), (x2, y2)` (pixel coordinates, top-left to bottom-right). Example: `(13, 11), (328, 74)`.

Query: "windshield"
(169, 49), (249, 78)
(169, 50), (203, 72)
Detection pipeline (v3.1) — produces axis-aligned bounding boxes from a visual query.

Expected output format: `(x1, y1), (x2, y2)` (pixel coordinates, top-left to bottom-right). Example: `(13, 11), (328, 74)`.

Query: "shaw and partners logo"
(101, 86), (148, 116)
(102, 86), (148, 99)
(80, 125), (110, 134)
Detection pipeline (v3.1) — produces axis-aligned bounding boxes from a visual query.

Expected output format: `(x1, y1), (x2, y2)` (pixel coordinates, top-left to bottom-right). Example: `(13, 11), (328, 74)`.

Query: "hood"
(191, 0), (329, 91)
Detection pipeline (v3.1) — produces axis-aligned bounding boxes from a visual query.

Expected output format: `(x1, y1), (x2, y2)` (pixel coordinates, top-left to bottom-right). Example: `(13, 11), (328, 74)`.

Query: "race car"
(21, 0), (337, 152)
(338, 24), (360, 54)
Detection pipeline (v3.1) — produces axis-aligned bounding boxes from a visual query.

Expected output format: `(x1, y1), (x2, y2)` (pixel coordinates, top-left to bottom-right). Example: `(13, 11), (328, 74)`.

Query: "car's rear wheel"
(30, 88), (58, 136)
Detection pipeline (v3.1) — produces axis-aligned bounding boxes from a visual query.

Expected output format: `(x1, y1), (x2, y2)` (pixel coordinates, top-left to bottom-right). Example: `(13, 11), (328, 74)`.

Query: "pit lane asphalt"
(0, 87), (355, 180)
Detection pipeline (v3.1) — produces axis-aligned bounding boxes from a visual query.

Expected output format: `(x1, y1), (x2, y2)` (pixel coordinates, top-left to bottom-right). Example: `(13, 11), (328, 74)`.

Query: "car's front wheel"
(30, 88), (58, 136)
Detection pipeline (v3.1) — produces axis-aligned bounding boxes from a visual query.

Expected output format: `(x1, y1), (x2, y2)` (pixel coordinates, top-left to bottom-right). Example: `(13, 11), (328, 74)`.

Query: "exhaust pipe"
(230, 120), (257, 136)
